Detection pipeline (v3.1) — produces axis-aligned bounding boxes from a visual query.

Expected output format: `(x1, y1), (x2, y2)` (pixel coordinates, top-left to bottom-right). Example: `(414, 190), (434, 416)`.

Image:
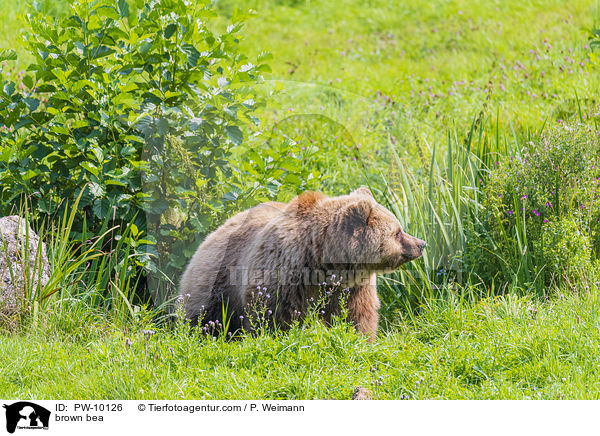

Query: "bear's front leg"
(347, 283), (380, 342)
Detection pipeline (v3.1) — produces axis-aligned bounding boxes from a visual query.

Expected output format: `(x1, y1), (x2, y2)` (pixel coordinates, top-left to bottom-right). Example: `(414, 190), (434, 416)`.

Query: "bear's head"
(288, 187), (426, 279)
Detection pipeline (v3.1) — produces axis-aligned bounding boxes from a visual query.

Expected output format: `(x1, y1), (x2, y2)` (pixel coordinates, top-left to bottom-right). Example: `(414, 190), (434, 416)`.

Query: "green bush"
(541, 216), (593, 285)
(0, 0), (275, 303)
(467, 123), (600, 289)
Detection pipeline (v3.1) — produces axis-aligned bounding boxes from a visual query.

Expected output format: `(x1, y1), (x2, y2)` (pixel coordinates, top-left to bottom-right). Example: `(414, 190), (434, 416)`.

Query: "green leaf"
(114, 92), (136, 108)
(38, 197), (52, 214)
(71, 120), (90, 129)
(225, 125), (243, 145)
(257, 51), (273, 63)
(50, 125), (71, 136)
(117, 0), (130, 18)
(139, 41), (153, 56)
(0, 49), (17, 62)
(231, 7), (245, 23)
(280, 161), (301, 173)
(89, 182), (106, 197)
(164, 23), (178, 39)
(3, 82), (15, 96)
(93, 197), (112, 219)
(217, 77), (229, 88)
(105, 179), (127, 187)
(284, 173), (303, 185)
(81, 162), (99, 178)
(23, 75), (34, 89)
(157, 118), (170, 136)
(96, 5), (121, 20)
(24, 97), (40, 111)
(182, 43), (200, 67)
(36, 84), (56, 93)
(91, 46), (115, 60)
(256, 64), (272, 73)
(151, 198), (170, 215)
(21, 169), (38, 181)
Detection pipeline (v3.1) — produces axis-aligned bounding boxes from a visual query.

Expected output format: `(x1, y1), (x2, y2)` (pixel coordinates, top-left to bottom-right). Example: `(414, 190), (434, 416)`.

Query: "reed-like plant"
(375, 118), (492, 316)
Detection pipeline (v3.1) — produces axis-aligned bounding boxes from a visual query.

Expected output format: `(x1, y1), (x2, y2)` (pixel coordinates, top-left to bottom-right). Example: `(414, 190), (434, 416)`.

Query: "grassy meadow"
(2, 290), (600, 399)
(1, 0), (600, 400)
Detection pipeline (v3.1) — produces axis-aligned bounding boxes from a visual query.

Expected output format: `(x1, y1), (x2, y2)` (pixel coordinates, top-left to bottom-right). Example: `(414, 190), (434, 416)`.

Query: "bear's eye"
(395, 230), (403, 242)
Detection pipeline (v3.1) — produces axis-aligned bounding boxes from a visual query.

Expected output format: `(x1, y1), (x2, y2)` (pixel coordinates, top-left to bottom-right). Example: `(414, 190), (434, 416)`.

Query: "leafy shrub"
(541, 216), (593, 285)
(238, 113), (368, 200)
(466, 123), (600, 289)
(0, 0), (275, 304)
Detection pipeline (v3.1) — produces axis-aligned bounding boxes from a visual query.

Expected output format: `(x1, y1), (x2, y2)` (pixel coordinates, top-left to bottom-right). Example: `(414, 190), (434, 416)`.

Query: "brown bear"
(179, 187), (425, 341)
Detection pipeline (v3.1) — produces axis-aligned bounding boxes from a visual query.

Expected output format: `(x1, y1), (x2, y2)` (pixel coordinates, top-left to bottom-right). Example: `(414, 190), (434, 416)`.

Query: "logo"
(2, 402), (50, 434)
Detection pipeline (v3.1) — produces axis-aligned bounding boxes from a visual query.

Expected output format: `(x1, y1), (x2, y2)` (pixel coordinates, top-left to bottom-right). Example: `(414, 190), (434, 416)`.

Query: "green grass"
(219, 0), (600, 144)
(2, 0), (600, 400)
(0, 0), (65, 62)
(2, 287), (599, 399)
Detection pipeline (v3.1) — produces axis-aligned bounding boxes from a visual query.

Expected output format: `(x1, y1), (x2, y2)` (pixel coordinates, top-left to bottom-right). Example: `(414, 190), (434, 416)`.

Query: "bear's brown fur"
(179, 187), (425, 341)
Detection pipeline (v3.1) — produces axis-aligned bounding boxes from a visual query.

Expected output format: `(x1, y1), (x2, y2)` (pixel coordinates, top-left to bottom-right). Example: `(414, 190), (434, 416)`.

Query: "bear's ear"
(342, 199), (372, 231)
(286, 191), (326, 215)
(351, 187), (374, 198)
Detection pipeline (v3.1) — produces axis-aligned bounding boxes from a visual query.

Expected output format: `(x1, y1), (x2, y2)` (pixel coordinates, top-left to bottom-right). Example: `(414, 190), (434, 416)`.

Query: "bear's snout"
(397, 231), (426, 261)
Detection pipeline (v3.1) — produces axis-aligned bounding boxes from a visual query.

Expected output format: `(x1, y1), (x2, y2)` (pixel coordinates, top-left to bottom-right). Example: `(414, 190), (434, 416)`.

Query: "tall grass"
(2, 191), (150, 330)
(376, 119), (488, 318)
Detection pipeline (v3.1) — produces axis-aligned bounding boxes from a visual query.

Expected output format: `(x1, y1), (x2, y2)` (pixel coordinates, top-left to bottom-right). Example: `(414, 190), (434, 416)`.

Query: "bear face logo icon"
(3, 402), (50, 434)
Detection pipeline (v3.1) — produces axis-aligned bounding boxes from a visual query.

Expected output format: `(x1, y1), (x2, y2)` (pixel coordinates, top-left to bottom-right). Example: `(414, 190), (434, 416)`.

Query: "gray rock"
(0, 216), (51, 318)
